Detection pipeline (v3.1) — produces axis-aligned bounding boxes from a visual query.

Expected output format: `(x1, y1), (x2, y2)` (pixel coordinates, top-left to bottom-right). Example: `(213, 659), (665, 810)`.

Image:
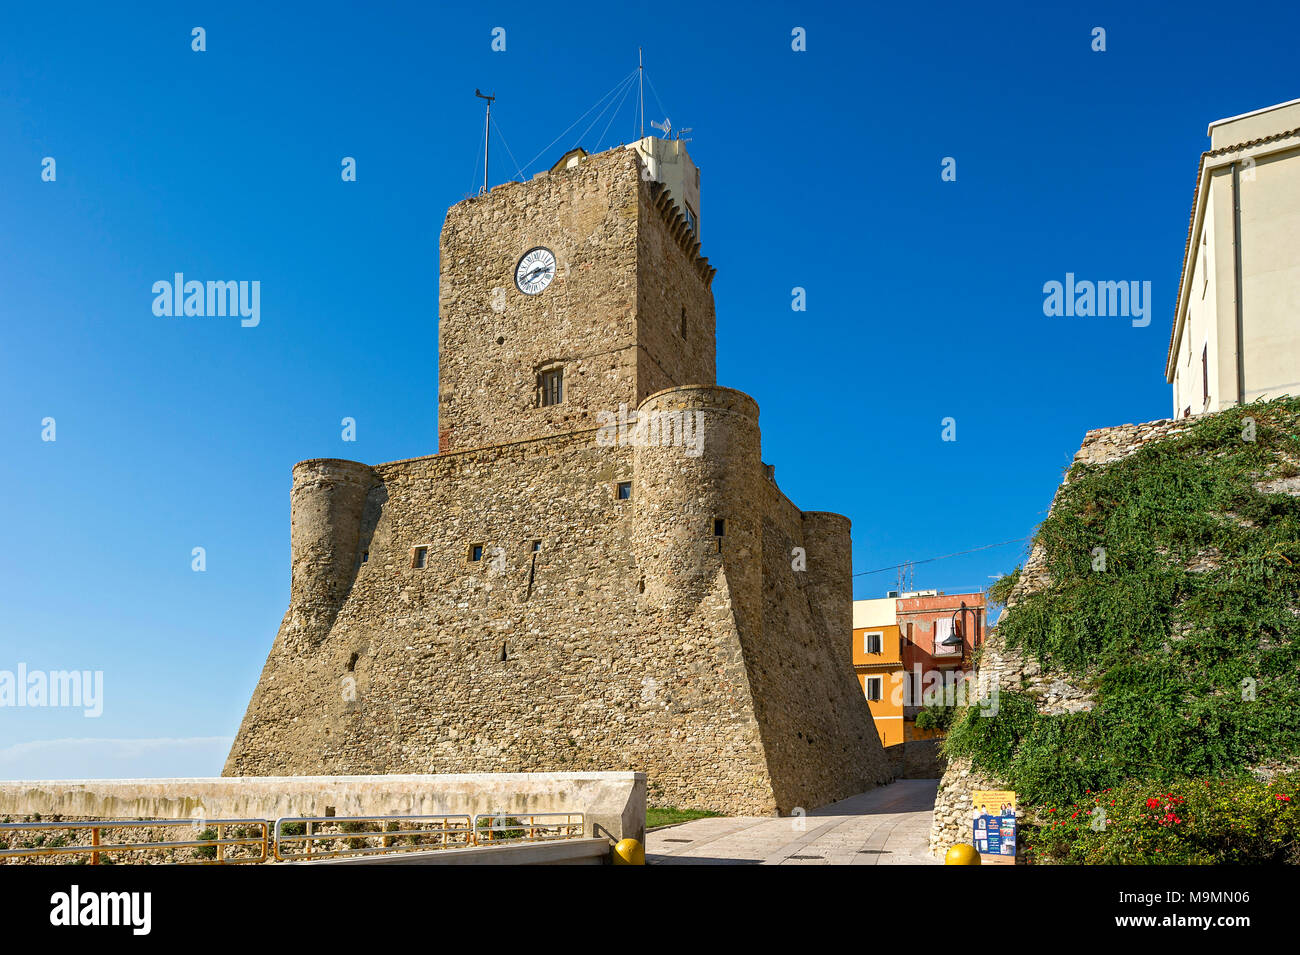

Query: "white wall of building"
(1169, 99), (1300, 416)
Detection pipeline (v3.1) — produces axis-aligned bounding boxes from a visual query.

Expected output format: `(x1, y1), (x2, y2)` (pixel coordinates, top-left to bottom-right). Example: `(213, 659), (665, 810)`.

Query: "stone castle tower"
(223, 140), (890, 814)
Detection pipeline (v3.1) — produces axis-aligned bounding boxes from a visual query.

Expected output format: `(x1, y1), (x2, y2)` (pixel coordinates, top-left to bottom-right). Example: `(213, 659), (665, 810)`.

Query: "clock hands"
(517, 248), (556, 293)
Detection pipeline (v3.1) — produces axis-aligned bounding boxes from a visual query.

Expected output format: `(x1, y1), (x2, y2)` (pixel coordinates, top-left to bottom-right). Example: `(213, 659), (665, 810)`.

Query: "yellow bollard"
(945, 843), (981, 865)
(612, 837), (646, 865)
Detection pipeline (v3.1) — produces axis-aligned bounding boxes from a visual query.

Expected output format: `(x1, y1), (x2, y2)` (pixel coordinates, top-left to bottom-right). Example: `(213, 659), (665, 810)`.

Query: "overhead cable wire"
(574, 71), (637, 150)
(594, 72), (639, 151)
(852, 537), (1032, 578)
(515, 68), (638, 178)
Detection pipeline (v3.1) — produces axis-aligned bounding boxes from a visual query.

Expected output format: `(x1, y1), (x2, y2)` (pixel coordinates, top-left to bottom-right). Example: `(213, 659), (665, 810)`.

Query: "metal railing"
(272, 814), (474, 862)
(0, 819), (270, 864)
(0, 811), (588, 863)
(473, 812), (585, 845)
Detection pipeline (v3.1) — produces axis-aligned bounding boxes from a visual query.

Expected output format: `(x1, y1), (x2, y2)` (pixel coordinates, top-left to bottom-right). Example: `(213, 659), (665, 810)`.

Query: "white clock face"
(515, 247), (557, 295)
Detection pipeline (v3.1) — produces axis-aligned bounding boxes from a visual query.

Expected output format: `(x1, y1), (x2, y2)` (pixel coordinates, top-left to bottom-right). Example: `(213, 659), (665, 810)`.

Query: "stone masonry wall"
(929, 417), (1192, 855)
(437, 149), (716, 454)
(438, 150), (639, 453)
(635, 178), (716, 402)
(228, 141), (888, 816)
(226, 386), (889, 815)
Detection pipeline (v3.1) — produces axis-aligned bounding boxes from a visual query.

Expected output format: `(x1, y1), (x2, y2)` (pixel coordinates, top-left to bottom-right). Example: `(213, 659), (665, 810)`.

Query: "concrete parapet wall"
(0, 771), (646, 844)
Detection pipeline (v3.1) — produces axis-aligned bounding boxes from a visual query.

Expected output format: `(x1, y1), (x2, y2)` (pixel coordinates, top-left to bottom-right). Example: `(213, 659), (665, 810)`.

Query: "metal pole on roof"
(475, 89), (495, 194)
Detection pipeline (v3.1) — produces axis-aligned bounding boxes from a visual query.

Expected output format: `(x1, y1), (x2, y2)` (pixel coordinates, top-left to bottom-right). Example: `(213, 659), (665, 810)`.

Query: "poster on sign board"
(972, 790), (1017, 865)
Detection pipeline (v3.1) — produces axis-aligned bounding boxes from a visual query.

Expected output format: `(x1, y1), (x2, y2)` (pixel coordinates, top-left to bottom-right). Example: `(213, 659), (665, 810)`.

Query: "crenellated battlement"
(644, 181), (715, 286)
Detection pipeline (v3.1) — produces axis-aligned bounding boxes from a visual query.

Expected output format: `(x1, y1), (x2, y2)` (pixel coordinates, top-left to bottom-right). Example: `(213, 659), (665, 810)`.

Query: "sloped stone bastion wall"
(225, 385), (890, 815)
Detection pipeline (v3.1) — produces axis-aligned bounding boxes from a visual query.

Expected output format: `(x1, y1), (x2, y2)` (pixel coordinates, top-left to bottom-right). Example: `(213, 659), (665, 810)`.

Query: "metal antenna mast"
(638, 48), (645, 139)
(896, 560), (914, 594)
(475, 88), (495, 194)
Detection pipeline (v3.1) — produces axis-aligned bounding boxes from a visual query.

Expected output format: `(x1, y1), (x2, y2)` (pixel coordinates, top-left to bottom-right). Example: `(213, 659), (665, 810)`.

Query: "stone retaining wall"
(928, 418), (1190, 856)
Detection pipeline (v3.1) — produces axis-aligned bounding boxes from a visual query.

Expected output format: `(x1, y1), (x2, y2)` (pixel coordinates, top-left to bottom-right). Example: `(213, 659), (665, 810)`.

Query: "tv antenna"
(650, 117), (671, 138)
(896, 560), (914, 594)
(475, 88), (495, 194)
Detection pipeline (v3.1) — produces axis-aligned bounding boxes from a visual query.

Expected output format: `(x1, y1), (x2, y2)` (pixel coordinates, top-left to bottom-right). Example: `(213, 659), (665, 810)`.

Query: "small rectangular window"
(531, 540), (541, 552)
(469, 543), (483, 562)
(616, 481), (632, 500)
(866, 677), (883, 702)
(361, 551), (369, 563)
(713, 518), (725, 537)
(541, 368), (563, 406)
(411, 546), (428, 569)
(1201, 232), (1209, 298)
(864, 631), (883, 654)
(1202, 344), (1209, 405)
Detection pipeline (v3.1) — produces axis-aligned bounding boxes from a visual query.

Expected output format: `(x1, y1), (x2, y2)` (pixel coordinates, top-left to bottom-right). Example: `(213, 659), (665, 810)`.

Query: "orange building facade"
(851, 598), (905, 745)
(853, 590), (986, 747)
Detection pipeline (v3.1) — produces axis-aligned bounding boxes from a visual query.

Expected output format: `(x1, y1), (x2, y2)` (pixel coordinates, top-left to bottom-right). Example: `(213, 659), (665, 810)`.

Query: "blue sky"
(2, 1), (1297, 778)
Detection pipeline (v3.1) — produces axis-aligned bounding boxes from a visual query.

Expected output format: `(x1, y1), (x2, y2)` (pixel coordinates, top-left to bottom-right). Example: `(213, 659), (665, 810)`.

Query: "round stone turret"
(287, 458), (377, 649)
(631, 385), (762, 627)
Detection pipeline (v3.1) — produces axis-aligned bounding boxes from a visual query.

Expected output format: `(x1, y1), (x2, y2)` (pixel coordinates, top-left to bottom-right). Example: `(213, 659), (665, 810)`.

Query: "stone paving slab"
(646, 779), (940, 865)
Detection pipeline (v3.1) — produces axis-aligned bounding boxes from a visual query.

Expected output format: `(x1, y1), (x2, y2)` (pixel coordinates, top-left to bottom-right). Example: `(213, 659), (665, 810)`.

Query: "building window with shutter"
(864, 631), (883, 654)
(540, 367), (563, 406)
(934, 617), (959, 655)
(865, 677), (883, 702)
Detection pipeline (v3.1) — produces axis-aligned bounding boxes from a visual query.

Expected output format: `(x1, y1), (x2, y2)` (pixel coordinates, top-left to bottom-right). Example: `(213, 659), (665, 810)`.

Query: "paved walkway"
(646, 779), (940, 865)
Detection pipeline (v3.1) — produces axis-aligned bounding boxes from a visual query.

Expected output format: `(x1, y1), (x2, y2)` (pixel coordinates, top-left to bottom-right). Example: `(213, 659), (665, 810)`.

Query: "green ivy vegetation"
(914, 704), (957, 732)
(988, 567), (1021, 608)
(946, 397), (1300, 807)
